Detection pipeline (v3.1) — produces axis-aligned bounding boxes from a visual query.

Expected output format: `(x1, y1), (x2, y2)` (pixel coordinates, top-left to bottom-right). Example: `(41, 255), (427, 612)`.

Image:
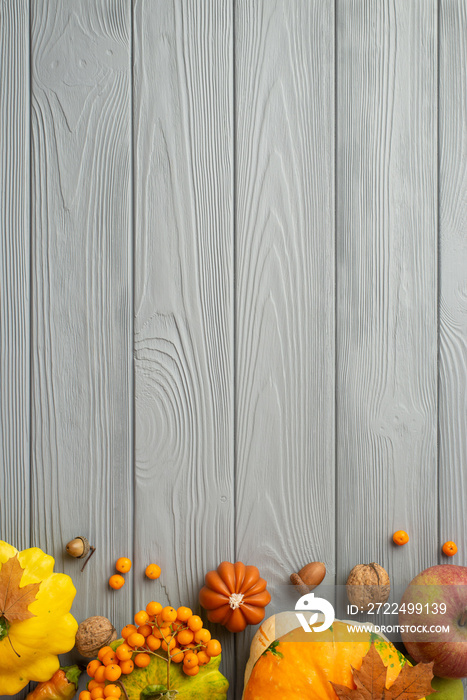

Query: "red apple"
(399, 564), (467, 678)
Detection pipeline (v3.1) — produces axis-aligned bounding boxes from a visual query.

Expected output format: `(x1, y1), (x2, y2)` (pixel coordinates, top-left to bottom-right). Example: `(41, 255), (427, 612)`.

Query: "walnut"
(346, 563), (390, 611)
(75, 615), (117, 657)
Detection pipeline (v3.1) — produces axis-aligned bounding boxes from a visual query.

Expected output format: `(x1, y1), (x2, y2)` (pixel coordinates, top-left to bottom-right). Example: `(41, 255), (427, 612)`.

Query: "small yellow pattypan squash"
(0, 540), (78, 695)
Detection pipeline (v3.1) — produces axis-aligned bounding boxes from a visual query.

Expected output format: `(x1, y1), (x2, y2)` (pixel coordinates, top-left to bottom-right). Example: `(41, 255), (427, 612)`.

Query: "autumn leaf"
(0, 554), (40, 622)
(331, 643), (435, 700)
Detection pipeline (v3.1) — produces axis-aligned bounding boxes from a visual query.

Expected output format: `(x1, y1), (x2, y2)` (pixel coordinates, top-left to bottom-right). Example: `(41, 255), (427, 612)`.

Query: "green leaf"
(61, 665), (82, 689)
(0, 617), (9, 642)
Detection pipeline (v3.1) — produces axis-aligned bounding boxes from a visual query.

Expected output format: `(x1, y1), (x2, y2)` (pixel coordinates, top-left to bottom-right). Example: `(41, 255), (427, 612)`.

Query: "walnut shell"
(75, 616), (117, 657)
(346, 562), (390, 611)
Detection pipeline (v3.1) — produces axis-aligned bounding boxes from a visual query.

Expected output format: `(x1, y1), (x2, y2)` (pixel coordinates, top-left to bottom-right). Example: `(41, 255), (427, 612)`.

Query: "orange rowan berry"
(134, 610), (149, 626)
(104, 665), (122, 682)
(137, 624), (152, 637)
(80, 692), (92, 700)
(127, 632), (145, 649)
(86, 660), (102, 678)
(115, 557), (132, 573)
(161, 606), (177, 623)
(177, 629), (194, 646)
(109, 574), (125, 590)
(134, 653), (151, 668)
(183, 665), (199, 676)
(145, 564), (161, 579)
(87, 682), (104, 692)
(176, 606), (192, 622)
(116, 643), (133, 661)
(443, 541), (458, 556)
(197, 650), (210, 666)
(103, 686), (121, 699)
(170, 648), (185, 663)
(393, 530), (409, 546)
(93, 666), (107, 684)
(183, 652), (198, 668)
(153, 626), (171, 640)
(145, 634), (161, 651)
(121, 624), (137, 639)
(161, 637), (177, 652)
(90, 689), (104, 700)
(119, 659), (134, 675)
(102, 650), (117, 667)
(146, 601), (162, 617)
(187, 615), (203, 632)
(194, 628), (211, 644)
(98, 646), (114, 661)
(206, 639), (222, 657)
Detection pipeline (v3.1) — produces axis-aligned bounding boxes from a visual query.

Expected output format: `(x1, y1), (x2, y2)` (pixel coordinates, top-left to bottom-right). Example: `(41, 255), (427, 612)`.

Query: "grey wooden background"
(1, 0), (467, 698)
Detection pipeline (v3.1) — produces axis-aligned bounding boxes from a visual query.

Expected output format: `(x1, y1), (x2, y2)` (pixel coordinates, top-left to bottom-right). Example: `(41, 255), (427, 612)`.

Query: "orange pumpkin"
(243, 619), (417, 700)
(199, 561), (271, 633)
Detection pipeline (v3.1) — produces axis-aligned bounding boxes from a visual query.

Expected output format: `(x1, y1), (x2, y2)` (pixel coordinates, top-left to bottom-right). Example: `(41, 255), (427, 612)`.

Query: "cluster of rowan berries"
(80, 600), (222, 698)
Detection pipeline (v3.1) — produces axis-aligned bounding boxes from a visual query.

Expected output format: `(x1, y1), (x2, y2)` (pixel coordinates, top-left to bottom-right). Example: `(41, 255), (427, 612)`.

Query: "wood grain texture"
(30, 0), (133, 652)
(336, 0), (438, 594)
(0, 0), (30, 549)
(133, 0), (235, 691)
(235, 0), (335, 686)
(439, 0), (467, 566)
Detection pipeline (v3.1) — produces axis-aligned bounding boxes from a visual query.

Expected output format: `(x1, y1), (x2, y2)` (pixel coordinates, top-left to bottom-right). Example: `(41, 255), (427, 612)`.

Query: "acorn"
(290, 562), (326, 594)
(66, 536), (90, 559)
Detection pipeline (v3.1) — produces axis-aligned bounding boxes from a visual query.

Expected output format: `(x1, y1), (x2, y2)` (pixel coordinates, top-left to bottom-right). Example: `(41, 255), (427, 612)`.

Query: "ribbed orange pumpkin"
(199, 561), (271, 633)
(243, 620), (418, 700)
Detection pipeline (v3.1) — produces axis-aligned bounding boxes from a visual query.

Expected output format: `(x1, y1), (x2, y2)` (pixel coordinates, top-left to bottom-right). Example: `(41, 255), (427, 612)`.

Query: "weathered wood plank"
(235, 0), (335, 690)
(133, 0), (234, 692)
(0, 2), (30, 698)
(0, 0), (30, 550)
(30, 0), (133, 652)
(439, 0), (467, 566)
(336, 0), (437, 598)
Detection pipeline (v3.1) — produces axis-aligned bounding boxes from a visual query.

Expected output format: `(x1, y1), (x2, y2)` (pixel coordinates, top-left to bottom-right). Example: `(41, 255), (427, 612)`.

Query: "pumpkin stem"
(229, 592), (244, 610)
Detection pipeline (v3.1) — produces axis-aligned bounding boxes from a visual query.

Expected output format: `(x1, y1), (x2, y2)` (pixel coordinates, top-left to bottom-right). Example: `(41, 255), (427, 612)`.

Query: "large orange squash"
(243, 617), (422, 700)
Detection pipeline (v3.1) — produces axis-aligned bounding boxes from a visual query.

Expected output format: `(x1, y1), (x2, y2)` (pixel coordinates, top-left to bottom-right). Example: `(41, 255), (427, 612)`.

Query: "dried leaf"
(0, 554), (40, 622)
(386, 659), (436, 699)
(331, 643), (435, 700)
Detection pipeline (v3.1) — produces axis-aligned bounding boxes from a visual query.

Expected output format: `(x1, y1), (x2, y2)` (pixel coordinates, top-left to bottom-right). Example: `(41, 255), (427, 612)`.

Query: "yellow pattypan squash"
(0, 540), (78, 696)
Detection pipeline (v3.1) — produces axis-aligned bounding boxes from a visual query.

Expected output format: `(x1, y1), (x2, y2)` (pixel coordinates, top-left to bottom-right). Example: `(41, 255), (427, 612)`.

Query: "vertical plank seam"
(29, 0), (33, 550)
(232, 0), (238, 695)
(334, 0), (339, 586)
(131, 0), (136, 607)
(436, 0), (441, 564)
(232, 0), (237, 573)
